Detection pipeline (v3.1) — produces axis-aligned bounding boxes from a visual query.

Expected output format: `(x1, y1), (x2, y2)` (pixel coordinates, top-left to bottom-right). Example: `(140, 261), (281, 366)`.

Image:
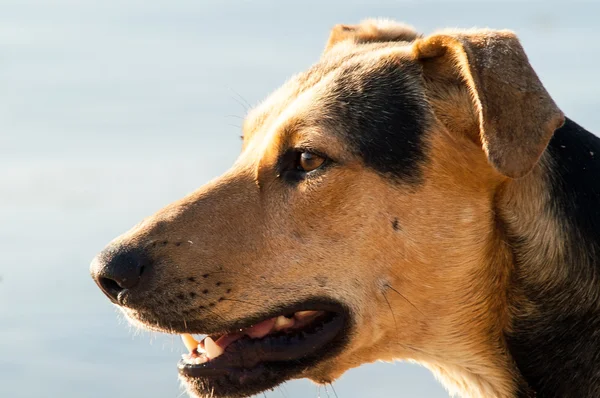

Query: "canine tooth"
(181, 334), (199, 353)
(204, 337), (224, 359)
(274, 315), (295, 331)
(295, 310), (318, 319)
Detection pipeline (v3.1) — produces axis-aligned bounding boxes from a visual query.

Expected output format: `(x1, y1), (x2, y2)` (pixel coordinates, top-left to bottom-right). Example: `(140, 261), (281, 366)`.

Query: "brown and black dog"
(90, 20), (600, 398)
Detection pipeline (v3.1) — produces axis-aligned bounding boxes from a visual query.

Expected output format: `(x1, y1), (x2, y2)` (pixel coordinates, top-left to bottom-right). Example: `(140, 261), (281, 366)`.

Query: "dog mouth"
(177, 301), (349, 397)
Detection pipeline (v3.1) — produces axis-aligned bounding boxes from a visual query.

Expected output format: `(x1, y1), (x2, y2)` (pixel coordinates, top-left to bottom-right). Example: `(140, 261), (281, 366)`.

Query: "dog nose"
(90, 246), (150, 303)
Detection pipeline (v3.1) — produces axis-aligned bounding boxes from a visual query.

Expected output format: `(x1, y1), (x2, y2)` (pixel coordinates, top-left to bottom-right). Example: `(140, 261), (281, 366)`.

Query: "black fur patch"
(325, 59), (429, 183)
(548, 118), (600, 249)
(506, 118), (600, 398)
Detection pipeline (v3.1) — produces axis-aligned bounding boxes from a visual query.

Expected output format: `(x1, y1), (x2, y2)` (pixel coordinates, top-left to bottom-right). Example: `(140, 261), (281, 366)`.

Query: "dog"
(90, 19), (600, 398)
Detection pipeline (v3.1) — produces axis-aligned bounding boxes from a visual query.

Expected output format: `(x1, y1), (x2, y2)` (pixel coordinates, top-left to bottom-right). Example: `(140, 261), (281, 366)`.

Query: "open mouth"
(177, 301), (349, 398)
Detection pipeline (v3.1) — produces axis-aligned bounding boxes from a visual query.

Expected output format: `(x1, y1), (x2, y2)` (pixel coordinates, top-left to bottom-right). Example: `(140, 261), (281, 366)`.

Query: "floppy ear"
(413, 30), (565, 178)
(325, 19), (420, 51)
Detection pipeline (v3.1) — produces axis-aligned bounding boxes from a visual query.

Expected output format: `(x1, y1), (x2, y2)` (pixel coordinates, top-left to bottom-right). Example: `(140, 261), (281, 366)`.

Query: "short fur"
(91, 19), (600, 398)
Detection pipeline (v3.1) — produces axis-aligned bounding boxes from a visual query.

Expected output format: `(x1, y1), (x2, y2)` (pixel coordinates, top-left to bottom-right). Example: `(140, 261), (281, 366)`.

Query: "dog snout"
(90, 245), (151, 303)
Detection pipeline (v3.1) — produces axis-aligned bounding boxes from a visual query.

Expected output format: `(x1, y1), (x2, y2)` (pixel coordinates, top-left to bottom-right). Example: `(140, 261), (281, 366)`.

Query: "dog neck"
(497, 118), (600, 397)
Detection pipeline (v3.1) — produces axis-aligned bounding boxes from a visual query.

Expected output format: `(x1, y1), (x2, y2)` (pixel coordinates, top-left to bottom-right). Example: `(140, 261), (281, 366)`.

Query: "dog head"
(91, 19), (563, 398)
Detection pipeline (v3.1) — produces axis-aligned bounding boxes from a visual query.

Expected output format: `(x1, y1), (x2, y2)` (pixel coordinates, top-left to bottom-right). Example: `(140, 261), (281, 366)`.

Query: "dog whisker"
(226, 86), (252, 110)
(381, 291), (400, 346)
(188, 293), (229, 322)
(385, 283), (425, 317)
(200, 306), (228, 323)
(277, 385), (289, 398)
(329, 383), (339, 398)
(324, 384), (332, 398)
(229, 97), (249, 112)
(176, 389), (188, 398)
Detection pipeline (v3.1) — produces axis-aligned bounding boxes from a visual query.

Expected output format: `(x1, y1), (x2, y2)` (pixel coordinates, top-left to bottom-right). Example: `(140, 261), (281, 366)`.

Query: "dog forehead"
(242, 44), (429, 182)
(244, 44), (415, 133)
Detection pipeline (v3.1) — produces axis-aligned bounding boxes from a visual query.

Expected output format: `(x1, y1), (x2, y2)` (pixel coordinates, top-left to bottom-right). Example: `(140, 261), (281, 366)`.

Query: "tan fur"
(98, 21), (569, 398)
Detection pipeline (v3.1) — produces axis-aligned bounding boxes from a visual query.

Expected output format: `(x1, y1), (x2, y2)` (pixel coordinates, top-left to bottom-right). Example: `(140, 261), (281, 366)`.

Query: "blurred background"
(1, 1), (599, 397)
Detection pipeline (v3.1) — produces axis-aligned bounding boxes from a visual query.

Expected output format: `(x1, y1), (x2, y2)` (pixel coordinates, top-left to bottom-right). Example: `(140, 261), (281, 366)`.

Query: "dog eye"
(278, 149), (330, 183)
(298, 152), (326, 172)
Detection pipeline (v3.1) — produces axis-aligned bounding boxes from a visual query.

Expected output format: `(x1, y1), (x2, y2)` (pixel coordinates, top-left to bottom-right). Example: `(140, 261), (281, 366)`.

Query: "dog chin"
(179, 356), (341, 398)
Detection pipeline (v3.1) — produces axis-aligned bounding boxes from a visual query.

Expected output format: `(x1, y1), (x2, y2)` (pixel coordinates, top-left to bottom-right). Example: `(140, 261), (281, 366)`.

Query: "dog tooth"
(181, 334), (199, 353)
(295, 310), (318, 319)
(274, 315), (295, 330)
(204, 336), (224, 359)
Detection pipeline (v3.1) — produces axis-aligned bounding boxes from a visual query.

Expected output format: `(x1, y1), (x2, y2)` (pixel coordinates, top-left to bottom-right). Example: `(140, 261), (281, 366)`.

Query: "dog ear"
(413, 30), (565, 178)
(325, 19), (420, 51)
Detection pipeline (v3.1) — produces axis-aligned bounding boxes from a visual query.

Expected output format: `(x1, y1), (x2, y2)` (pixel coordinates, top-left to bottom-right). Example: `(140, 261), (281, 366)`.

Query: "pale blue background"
(1, 1), (599, 397)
